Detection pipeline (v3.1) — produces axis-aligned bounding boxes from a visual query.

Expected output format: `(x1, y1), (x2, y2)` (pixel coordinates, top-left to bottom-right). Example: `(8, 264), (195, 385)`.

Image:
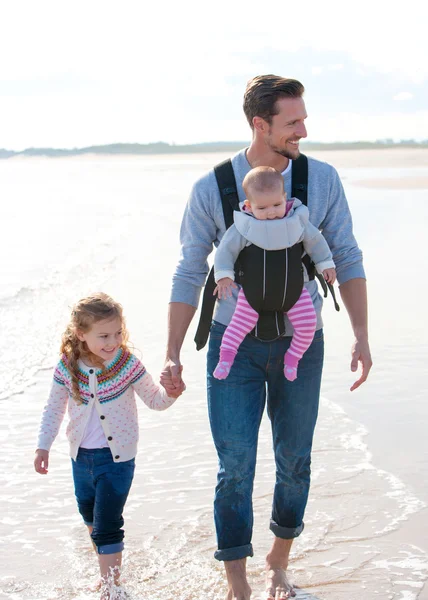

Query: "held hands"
(160, 358), (186, 399)
(213, 277), (237, 300)
(34, 449), (49, 474)
(323, 268), (336, 284)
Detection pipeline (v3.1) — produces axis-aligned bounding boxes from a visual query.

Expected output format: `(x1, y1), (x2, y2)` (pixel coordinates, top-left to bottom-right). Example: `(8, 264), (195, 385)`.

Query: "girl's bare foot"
(87, 578), (102, 592)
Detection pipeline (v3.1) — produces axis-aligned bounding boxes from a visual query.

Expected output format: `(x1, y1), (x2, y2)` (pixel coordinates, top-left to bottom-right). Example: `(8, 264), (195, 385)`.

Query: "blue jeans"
(71, 448), (135, 554)
(207, 321), (324, 561)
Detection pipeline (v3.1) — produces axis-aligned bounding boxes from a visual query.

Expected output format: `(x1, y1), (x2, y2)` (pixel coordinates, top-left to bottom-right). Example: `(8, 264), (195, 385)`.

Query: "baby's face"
(245, 189), (287, 220)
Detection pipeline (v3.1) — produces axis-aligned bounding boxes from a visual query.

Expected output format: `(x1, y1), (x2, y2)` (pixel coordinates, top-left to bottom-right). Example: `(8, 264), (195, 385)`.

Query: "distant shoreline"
(2, 140), (428, 159)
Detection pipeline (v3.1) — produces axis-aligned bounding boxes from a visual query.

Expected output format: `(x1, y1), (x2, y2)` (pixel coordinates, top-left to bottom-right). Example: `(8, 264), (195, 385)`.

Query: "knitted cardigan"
(37, 348), (176, 462)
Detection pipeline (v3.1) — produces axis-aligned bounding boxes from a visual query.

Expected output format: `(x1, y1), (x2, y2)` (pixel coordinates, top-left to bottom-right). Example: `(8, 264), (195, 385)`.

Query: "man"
(161, 75), (372, 600)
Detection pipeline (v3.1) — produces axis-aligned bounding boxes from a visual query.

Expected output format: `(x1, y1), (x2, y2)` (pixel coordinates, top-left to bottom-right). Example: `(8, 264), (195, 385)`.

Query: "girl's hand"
(34, 449), (49, 474)
(214, 277), (236, 300)
(323, 268), (336, 284)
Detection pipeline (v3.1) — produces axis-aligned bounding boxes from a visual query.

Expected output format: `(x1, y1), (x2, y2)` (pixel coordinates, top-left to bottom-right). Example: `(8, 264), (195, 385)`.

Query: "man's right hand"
(160, 358), (186, 398)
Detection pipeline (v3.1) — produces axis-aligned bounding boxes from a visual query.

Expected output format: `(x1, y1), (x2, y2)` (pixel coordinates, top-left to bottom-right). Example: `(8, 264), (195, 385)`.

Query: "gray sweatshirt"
(214, 199), (335, 283)
(171, 149), (365, 334)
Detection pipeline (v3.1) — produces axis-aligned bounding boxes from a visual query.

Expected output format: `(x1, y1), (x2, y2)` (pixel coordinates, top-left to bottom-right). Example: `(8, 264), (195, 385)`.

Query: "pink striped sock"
(213, 288), (259, 380)
(284, 287), (317, 381)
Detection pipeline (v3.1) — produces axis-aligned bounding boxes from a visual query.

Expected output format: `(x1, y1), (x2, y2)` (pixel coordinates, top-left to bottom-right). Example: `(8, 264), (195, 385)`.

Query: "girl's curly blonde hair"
(60, 292), (130, 404)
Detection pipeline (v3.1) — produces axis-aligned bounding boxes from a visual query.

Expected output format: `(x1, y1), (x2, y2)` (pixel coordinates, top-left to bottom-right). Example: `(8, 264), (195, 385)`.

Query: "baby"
(213, 165), (336, 381)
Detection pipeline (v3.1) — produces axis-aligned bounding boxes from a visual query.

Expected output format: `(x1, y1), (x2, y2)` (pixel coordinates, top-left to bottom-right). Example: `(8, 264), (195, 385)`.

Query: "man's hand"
(350, 336), (372, 392)
(160, 358), (186, 399)
(339, 278), (372, 392)
(214, 277), (237, 300)
(34, 449), (49, 474)
(323, 268), (336, 284)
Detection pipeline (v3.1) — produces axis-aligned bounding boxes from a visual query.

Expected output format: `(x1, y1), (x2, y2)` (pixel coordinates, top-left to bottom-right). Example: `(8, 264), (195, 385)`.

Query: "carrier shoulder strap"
(293, 154), (339, 311)
(291, 153), (308, 206)
(293, 155), (312, 277)
(214, 159), (240, 226)
(194, 159), (239, 350)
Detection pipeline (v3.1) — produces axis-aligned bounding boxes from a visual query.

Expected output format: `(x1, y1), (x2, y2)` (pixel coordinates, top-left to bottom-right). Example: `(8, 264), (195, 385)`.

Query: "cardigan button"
(108, 436), (113, 441)
(115, 455), (120, 460)
(100, 415), (105, 420)
(89, 369), (94, 374)
(91, 393), (94, 398)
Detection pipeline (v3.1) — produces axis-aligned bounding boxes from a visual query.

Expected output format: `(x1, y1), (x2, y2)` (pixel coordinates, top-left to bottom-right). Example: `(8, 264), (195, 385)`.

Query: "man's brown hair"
(243, 75), (304, 129)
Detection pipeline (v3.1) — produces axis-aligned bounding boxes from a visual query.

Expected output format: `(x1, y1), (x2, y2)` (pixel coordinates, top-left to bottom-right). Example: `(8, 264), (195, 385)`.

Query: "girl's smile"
(76, 317), (123, 363)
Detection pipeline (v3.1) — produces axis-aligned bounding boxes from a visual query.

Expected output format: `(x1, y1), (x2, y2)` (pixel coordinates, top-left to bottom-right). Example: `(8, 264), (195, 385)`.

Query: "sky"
(1, 0), (428, 150)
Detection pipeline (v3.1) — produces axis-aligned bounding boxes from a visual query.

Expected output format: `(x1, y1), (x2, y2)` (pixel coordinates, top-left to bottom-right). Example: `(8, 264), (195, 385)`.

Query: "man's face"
(264, 97), (308, 160)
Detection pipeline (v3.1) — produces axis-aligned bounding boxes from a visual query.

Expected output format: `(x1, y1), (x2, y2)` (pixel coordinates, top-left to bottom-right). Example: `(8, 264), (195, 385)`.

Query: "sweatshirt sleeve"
(170, 174), (219, 307)
(214, 225), (247, 282)
(37, 366), (69, 451)
(132, 363), (177, 411)
(319, 167), (365, 284)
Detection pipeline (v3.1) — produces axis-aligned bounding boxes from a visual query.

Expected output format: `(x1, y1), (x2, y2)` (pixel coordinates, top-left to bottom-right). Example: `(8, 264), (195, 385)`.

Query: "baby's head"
(242, 166), (286, 220)
(61, 292), (129, 403)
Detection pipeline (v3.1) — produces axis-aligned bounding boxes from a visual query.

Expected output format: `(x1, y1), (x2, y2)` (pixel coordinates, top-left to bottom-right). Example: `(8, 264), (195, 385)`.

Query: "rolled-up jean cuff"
(97, 542), (124, 555)
(214, 543), (254, 562)
(270, 519), (304, 539)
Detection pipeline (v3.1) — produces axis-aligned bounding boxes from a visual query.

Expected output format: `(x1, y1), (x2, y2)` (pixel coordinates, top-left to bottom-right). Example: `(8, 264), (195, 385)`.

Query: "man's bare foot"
(265, 568), (296, 599)
(100, 583), (127, 600)
(225, 559), (252, 600)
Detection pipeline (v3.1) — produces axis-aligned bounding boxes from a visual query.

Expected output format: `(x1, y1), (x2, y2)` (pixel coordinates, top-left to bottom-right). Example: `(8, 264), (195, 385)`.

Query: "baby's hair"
(60, 292), (129, 404)
(243, 166), (284, 200)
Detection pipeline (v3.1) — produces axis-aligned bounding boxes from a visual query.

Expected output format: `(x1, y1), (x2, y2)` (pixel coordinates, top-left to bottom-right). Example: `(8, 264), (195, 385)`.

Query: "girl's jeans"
(72, 447), (135, 554)
(207, 321), (324, 561)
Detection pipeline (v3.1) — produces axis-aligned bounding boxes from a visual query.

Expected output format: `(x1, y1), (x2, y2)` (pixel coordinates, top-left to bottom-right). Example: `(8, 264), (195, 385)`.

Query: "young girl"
(34, 292), (176, 599)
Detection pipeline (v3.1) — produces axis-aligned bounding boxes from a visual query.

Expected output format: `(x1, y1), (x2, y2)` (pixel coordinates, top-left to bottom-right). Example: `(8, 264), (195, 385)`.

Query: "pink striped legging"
(213, 287), (317, 381)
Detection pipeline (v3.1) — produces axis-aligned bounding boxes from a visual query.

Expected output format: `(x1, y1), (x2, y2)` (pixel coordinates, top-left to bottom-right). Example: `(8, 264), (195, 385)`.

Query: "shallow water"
(1, 153), (427, 599)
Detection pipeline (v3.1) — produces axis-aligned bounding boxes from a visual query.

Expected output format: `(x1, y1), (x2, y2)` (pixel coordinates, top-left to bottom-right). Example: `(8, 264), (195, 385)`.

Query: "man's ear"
(244, 199), (253, 212)
(252, 116), (268, 134)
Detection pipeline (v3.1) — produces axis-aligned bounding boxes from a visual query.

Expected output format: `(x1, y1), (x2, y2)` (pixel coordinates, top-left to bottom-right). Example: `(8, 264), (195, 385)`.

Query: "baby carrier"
(194, 154), (339, 349)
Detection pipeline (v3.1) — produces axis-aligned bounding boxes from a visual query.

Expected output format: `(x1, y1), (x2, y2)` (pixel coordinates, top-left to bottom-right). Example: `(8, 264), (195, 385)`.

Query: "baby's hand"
(34, 449), (49, 474)
(323, 268), (336, 284)
(214, 277), (236, 300)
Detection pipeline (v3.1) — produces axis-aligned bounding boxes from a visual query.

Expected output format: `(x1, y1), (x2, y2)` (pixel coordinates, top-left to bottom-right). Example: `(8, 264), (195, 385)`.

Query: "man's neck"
(246, 141), (290, 173)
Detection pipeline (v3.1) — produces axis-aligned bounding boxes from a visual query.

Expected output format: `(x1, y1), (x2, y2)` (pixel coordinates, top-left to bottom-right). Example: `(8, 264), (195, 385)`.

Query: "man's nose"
(296, 121), (307, 139)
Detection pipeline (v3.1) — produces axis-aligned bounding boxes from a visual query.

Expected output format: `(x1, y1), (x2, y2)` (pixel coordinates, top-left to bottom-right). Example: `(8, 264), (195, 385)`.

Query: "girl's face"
(77, 317), (123, 362)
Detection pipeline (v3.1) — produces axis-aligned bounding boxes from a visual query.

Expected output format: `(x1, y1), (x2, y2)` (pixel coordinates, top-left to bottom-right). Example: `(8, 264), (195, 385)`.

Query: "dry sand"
(11, 147), (428, 189)
(311, 148), (428, 189)
(309, 147), (428, 168)
(9, 146), (428, 166)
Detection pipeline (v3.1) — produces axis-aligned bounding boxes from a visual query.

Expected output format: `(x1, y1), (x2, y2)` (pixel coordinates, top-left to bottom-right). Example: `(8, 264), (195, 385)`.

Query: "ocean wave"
(0, 284), (39, 305)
